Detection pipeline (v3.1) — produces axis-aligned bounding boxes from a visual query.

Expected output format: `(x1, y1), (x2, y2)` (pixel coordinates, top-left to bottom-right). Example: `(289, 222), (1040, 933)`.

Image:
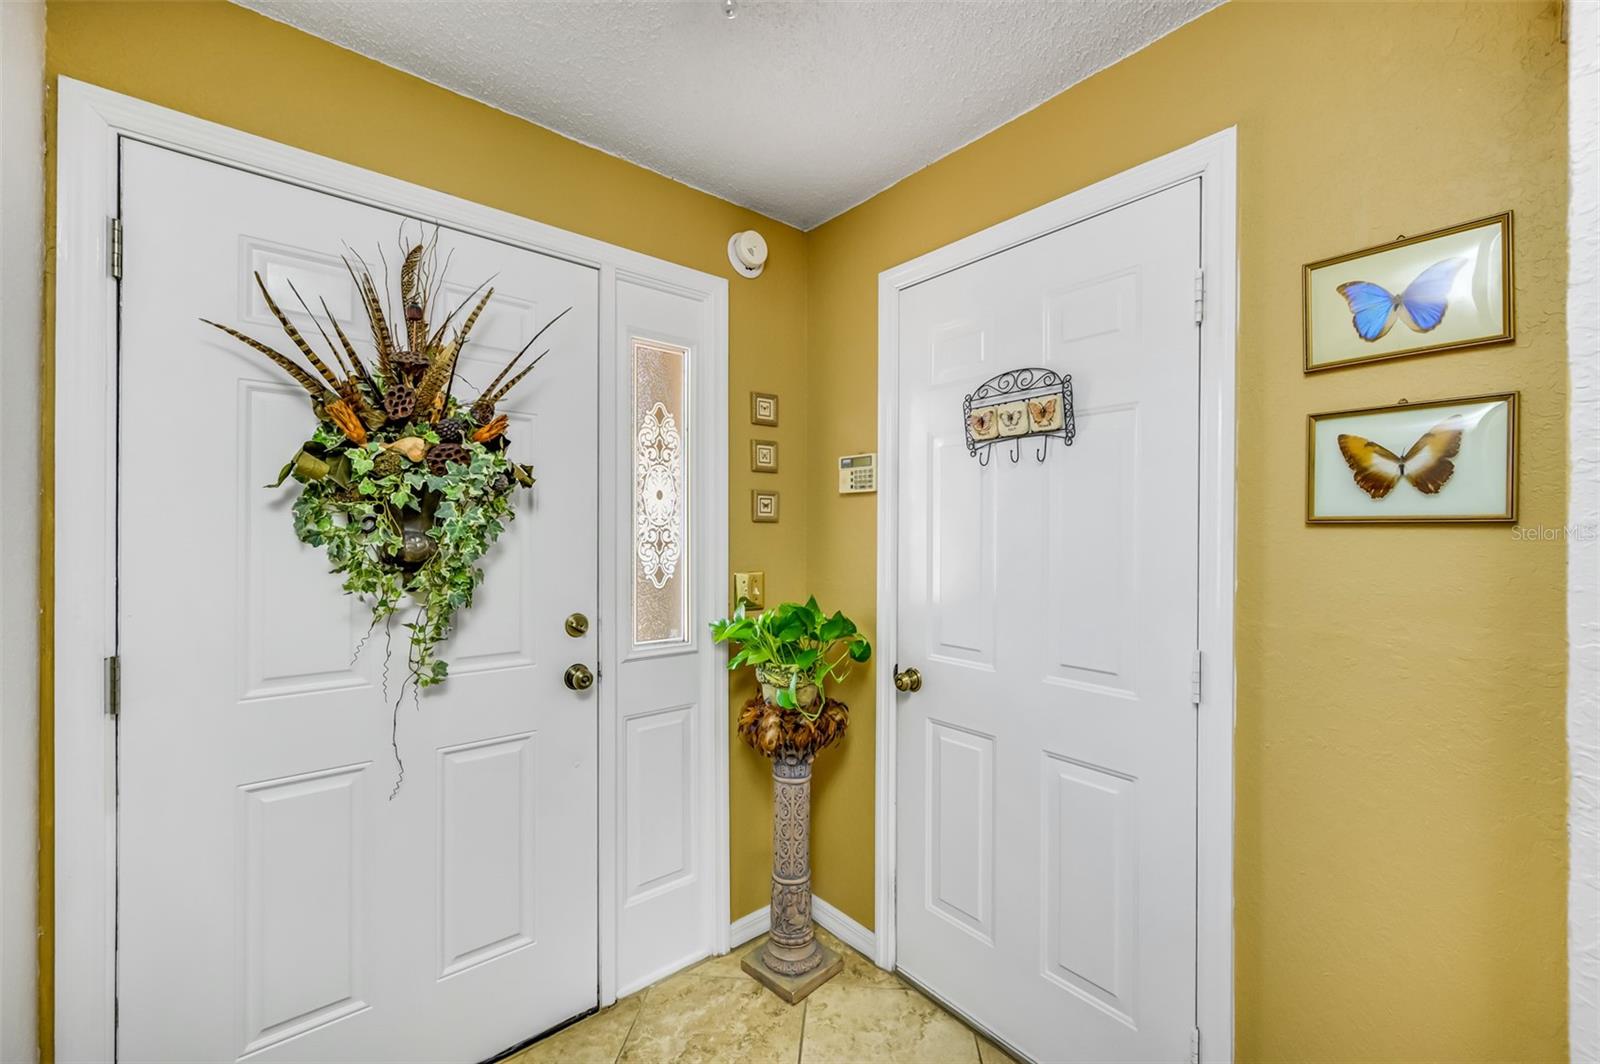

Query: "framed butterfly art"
(1303, 213), (1513, 372)
(1306, 393), (1517, 523)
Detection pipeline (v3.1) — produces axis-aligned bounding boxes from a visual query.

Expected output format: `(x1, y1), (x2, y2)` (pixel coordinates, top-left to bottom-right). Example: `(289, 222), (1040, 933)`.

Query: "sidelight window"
(632, 337), (690, 647)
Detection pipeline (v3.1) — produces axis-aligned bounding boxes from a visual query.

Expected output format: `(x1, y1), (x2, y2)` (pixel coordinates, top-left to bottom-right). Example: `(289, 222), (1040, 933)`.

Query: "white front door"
(116, 141), (600, 1063)
(894, 180), (1201, 1062)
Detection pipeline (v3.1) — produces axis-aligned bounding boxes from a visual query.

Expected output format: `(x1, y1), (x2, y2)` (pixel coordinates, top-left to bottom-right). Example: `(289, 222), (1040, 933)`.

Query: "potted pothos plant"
(712, 597), (871, 714)
(710, 597), (870, 1001)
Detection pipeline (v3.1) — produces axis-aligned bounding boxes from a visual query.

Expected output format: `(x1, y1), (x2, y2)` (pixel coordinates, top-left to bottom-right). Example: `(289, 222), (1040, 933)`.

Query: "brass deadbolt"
(564, 612), (590, 638)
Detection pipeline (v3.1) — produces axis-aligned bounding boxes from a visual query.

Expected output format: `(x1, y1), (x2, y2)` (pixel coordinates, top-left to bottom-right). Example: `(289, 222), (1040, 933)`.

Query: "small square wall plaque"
(751, 489), (780, 523)
(751, 392), (779, 426)
(751, 439), (779, 473)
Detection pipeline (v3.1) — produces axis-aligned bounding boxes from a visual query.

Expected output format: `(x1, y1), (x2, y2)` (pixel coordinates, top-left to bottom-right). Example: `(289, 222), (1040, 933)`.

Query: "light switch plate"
(733, 571), (766, 609)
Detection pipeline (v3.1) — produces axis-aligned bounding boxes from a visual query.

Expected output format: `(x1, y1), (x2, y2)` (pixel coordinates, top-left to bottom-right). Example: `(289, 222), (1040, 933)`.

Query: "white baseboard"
(729, 906), (769, 948)
(727, 896), (880, 964)
(812, 895), (877, 958)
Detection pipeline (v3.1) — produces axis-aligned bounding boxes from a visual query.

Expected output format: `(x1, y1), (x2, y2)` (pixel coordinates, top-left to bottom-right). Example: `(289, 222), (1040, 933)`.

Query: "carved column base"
(741, 938), (843, 1005)
(741, 747), (843, 1003)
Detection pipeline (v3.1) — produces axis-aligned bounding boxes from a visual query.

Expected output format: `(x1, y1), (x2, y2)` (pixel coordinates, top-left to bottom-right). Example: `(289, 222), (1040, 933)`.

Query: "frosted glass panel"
(633, 339), (689, 646)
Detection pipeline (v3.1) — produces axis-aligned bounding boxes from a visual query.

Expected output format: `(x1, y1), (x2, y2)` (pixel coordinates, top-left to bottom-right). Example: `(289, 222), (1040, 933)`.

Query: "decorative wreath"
(204, 238), (567, 692)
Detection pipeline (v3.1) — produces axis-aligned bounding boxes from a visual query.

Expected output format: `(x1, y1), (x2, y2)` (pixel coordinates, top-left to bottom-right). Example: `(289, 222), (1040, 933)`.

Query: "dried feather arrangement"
(736, 696), (850, 760)
(203, 238), (570, 695)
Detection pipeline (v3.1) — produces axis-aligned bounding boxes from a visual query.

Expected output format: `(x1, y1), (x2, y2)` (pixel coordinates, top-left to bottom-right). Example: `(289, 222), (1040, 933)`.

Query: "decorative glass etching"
(637, 403), (682, 588)
(633, 339), (689, 646)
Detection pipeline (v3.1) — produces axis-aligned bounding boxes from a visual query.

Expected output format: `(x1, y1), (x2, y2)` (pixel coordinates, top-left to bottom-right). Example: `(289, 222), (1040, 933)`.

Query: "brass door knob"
(563, 664), (595, 691)
(564, 612), (590, 638)
(894, 667), (922, 693)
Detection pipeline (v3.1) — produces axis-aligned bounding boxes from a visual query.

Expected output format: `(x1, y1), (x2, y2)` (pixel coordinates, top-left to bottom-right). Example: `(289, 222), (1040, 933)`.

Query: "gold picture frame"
(751, 489), (779, 523)
(1302, 212), (1514, 373)
(750, 392), (779, 426)
(1305, 392), (1518, 524)
(750, 439), (779, 473)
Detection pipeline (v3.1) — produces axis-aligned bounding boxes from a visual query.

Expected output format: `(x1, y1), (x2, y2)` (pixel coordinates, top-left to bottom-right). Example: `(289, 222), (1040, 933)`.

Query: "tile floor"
(504, 927), (1017, 1064)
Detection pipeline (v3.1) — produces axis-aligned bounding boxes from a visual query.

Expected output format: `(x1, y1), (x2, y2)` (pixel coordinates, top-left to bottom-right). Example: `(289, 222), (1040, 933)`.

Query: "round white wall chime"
(728, 229), (768, 278)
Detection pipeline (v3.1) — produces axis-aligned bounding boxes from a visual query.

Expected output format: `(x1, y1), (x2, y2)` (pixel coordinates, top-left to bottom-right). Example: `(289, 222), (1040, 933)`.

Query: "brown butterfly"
(1336, 416), (1464, 499)
(968, 409), (998, 440)
(1027, 397), (1059, 430)
(997, 405), (1027, 435)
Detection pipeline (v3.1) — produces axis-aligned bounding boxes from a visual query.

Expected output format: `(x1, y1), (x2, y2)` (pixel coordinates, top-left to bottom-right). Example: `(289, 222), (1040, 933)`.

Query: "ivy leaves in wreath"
(204, 236), (567, 791)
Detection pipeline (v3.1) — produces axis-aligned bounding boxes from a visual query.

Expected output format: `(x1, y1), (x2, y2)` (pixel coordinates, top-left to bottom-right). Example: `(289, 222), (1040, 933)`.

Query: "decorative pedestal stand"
(741, 748), (843, 1002)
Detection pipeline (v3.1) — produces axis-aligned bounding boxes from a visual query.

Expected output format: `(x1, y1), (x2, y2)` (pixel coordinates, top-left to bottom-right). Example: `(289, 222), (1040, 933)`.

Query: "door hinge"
(105, 654), (121, 718)
(1192, 268), (1205, 325)
(109, 217), (124, 281)
(1190, 1025), (1201, 1064)
(1190, 649), (1202, 706)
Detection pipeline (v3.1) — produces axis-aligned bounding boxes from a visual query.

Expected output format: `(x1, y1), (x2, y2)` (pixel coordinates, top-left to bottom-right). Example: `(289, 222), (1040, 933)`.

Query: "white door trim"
(0, 4), (45, 1063)
(874, 128), (1238, 1061)
(1567, 3), (1600, 1059)
(52, 76), (730, 1063)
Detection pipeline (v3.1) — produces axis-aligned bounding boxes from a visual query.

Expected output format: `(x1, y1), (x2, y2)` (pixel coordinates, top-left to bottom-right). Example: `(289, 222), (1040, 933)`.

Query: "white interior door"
(116, 140), (600, 1064)
(894, 180), (1202, 1062)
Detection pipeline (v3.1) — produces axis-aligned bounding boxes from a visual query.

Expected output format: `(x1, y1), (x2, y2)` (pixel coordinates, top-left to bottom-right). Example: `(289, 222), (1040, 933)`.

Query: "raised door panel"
(928, 436), (996, 669)
(237, 763), (373, 1056)
(443, 405), (540, 674)
(930, 317), (988, 385)
(242, 239), (361, 333)
(239, 381), (374, 701)
(1040, 753), (1139, 1027)
(925, 721), (995, 944)
(1043, 402), (1139, 698)
(1046, 269), (1142, 357)
(623, 706), (695, 902)
(438, 734), (537, 978)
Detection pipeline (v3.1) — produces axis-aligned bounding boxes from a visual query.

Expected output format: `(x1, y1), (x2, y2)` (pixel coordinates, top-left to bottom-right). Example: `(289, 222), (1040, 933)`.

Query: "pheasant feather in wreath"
(202, 238), (570, 691)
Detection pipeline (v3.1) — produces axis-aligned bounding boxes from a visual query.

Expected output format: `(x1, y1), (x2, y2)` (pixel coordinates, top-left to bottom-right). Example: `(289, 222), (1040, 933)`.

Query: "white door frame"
(874, 128), (1238, 1061)
(52, 77), (730, 1064)
(1567, 2), (1599, 1058)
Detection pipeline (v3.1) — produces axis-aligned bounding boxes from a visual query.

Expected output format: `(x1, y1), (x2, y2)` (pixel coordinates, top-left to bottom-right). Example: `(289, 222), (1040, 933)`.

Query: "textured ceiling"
(236, 0), (1221, 230)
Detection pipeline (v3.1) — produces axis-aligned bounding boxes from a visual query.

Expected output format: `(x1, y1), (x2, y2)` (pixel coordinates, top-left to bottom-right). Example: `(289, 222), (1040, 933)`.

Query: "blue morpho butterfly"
(1336, 257), (1469, 342)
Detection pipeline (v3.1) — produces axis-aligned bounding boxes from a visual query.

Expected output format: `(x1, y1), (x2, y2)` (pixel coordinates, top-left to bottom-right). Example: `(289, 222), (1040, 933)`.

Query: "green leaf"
(820, 611), (853, 643)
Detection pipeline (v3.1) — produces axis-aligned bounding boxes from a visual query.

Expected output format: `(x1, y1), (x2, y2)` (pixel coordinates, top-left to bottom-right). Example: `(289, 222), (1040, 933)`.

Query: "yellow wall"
(40, 1), (801, 1055)
(804, 1), (1569, 1059)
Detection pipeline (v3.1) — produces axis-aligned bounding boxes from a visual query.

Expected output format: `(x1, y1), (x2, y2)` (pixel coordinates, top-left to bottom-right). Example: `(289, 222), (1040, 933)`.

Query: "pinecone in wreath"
(436, 416), (471, 443)
(383, 382), (417, 421)
(470, 398), (496, 425)
(426, 441), (469, 475)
